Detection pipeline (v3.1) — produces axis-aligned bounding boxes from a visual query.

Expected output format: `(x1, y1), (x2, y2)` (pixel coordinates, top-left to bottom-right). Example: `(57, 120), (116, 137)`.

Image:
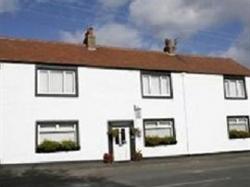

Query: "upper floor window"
(36, 65), (78, 97)
(141, 71), (172, 98)
(224, 76), (247, 99)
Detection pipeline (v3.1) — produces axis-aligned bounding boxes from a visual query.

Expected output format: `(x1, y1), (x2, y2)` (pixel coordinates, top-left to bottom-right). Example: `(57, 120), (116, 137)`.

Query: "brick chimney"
(83, 27), (96, 51)
(163, 38), (177, 56)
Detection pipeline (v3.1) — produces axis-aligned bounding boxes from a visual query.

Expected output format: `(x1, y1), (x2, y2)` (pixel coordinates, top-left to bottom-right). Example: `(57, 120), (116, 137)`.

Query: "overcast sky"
(0, 0), (249, 67)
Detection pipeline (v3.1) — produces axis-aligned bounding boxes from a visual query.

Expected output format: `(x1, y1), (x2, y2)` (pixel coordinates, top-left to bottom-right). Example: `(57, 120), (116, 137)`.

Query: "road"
(1, 152), (250, 187)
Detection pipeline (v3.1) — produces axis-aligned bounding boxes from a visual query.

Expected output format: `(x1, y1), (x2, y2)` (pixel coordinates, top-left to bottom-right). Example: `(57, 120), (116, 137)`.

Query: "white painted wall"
(0, 62), (249, 164)
(185, 74), (250, 154)
(0, 63), (4, 164)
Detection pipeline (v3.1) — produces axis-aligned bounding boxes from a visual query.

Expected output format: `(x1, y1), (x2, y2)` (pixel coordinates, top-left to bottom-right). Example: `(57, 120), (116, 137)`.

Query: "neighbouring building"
(0, 33), (250, 164)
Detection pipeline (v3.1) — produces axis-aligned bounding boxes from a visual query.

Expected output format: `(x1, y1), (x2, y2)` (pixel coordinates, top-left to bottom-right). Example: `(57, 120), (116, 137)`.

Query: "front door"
(113, 127), (131, 161)
(108, 121), (135, 162)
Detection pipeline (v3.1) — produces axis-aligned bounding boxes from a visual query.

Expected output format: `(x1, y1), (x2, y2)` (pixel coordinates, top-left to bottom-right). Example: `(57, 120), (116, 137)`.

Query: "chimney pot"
(164, 38), (177, 56)
(83, 27), (96, 51)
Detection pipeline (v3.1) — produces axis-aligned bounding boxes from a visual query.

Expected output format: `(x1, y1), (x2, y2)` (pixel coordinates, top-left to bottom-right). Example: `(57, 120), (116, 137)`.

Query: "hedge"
(37, 140), (80, 153)
(229, 130), (250, 139)
(145, 136), (177, 147)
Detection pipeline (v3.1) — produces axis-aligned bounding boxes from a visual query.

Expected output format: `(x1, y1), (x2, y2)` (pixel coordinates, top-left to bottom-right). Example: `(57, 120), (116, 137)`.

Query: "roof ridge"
(179, 53), (233, 60)
(0, 36), (82, 47)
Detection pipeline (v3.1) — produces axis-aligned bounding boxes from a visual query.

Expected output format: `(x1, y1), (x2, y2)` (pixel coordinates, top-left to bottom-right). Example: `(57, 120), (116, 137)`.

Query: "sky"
(0, 0), (250, 68)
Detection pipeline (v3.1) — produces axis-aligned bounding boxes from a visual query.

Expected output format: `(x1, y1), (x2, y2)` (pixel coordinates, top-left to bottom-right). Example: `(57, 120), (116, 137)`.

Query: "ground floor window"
(36, 121), (80, 153)
(144, 119), (177, 147)
(228, 116), (250, 139)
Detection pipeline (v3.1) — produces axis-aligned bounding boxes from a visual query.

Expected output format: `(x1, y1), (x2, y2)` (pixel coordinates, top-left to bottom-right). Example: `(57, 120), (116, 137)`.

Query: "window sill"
(142, 95), (173, 99)
(36, 93), (78, 97)
(144, 142), (177, 148)
(225, 97), (248, 100)
(145, 142), (177, 147)
(36, 147), (81, 154)
(229, 137), (250, 140)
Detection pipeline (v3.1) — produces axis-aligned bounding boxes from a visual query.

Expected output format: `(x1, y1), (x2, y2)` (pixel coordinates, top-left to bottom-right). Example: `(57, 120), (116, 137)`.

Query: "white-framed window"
(36, 66), (77, 96)
(224, 77), (247, 99)
(142, 72), (172, 98)
(36, 121), (80, 152)
(144, 119), (176, 146)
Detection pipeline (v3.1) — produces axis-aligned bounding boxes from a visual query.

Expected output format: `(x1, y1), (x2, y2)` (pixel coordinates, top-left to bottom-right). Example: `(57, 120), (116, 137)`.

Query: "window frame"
(140, 71), (173, 99)
(227, 116), (250, 139)
(35, 65), (78, 97)
(143, 118), (176, 147)
(223, 76), (247, 100)
(35, 120), (80, 153)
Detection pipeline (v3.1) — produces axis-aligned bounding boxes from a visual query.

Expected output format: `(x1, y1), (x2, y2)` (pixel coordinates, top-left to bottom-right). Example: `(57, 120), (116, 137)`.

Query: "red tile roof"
(0, 37), (250, 76)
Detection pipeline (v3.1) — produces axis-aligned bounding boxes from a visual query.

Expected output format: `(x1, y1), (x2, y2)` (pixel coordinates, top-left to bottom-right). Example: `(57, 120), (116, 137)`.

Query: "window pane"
(228, 118), (237, 125)
(228, 117), (249, 132)
(161, 76), (170, 96)
(121, 128), (126, 144)
(49, 71), (63, 93)
(38, 123), (77, 144)
(150, 76), (160, 95)
(225, 80), (230, 97)
(145, 128), (173, 138)
(142, 75), (150, 95)
(38, 70), (49, 93)
(64, 71), (75, 94)
(59, 124), (75, 131)
(39, 131), (76, 143)
(39, 124), (57, 132)
(229, 124), (248, 132)
(229, 80), (237, 97)
(237, 80), (245, 98)
(145, 120), (174, 138)
(145, 121), (157, 127)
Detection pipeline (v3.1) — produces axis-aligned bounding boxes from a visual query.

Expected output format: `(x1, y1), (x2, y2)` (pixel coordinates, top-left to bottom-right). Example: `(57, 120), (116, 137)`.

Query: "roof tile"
(0, 37), (250, 76)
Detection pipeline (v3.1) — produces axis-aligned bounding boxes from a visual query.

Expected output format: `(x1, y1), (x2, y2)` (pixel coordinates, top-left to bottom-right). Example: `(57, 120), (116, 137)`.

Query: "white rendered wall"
(0, 62), (249, 164)
(138, 73), (189, 158)
(184, 74), (250, 154)
(0, 64), (4, 164)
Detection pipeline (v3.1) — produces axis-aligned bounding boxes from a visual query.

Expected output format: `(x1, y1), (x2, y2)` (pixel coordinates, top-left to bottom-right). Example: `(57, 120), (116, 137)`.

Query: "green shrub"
(108, 129), (119, 138)
(61, 140), (80, 151)
(130, 128), (141, 137)
(229, 130), (250, 139)
(37, 140), (62, 153)
(37, 140), (80, 153)
(162, 137), (177, 144)
(145, 136), (177, 147)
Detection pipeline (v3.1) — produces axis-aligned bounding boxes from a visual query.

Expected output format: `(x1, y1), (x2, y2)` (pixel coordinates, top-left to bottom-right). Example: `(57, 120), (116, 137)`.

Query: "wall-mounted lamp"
(133, 105), (142, 119)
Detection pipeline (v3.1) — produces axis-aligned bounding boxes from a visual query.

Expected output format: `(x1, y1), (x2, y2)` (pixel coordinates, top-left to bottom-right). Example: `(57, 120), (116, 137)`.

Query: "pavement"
(1, 152), (250, 187)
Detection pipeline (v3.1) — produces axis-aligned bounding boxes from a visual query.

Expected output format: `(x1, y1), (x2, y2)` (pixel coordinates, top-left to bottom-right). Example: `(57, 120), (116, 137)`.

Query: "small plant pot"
(103, 153), (113, 163)
(132, 151), (143, 161)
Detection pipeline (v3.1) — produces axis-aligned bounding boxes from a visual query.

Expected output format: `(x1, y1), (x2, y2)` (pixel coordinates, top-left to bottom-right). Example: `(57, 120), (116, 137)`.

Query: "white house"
(0, 35), (250, 165)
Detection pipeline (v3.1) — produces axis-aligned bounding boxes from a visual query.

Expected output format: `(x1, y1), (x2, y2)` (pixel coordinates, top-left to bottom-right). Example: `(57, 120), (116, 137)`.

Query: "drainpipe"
(181, 73), (190, 154)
